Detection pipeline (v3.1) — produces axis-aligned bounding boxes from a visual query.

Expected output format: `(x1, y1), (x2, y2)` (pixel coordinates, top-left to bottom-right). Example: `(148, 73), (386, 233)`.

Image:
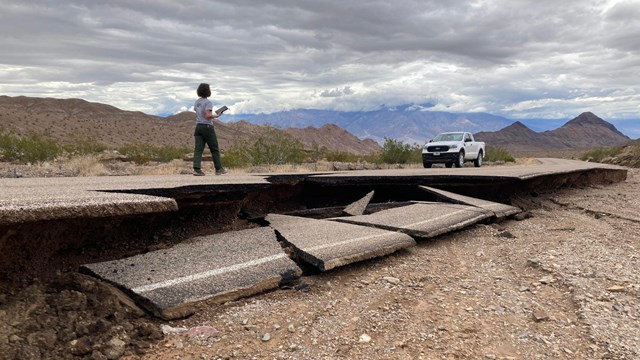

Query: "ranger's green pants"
(193, 124), (222, 170)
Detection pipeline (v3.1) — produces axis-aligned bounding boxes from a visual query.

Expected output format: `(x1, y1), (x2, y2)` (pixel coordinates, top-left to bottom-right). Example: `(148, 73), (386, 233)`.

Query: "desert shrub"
(362, 152), (384, 164)
(153, 146), (191, 163)
(224, 127), (305, 166)
(118, 143), (155, 164)
(63, 134), (108, 156)
(580, 146), (624, 163)
(221, 146), (252, 168)
(118, 143), (190, 164)
(484, 146), (515, 163)
(379, 137), (421, 164)
(325, 150), (359, 163)
(0, 130), (61, 163)
(65, 155), (110, 176)
(308, 142), (328, 162)
(0, 131), (16, 160)
(407, 146), (423, 163)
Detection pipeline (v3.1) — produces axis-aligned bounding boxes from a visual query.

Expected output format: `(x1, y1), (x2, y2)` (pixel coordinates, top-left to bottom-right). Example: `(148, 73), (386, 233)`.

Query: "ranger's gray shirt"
(194, 98), (213, 125)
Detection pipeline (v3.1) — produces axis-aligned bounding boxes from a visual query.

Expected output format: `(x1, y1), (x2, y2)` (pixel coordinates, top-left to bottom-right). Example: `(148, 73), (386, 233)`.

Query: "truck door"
(464, 133), (478, 157)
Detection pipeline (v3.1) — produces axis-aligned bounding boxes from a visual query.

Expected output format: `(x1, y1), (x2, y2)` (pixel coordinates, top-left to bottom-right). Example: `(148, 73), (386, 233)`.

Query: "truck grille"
(427, 145), (450, 152)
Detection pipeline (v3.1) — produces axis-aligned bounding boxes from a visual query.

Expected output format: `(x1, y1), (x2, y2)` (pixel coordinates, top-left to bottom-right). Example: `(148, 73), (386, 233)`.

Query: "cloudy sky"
(1, 0), (639, 121)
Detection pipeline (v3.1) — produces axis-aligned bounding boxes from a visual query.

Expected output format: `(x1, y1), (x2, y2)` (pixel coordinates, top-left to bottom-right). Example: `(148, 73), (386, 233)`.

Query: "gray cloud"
(0, 0), (638, 121)
(319, 86), (354, 98)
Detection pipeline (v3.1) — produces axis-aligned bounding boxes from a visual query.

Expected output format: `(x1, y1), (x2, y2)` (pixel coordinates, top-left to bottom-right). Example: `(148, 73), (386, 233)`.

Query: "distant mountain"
(226, 106), (639, 145)
(475, 112), (630, 154)
(284, 124), (380, 155)
(0, 96), (380, 155)
(475, 121), (567, 151)
(517, 118), (639, 140)
(225, 105), (513, 145)
(544, 112), (629, 148)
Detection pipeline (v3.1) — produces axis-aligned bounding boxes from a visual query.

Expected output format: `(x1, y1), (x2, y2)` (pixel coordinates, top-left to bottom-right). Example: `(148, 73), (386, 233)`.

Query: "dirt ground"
(1, 169), (639, 360)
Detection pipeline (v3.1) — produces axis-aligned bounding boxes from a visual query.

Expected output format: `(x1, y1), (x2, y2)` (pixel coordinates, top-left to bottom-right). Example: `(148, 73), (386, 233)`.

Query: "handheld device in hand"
(215, 106), (229, 115)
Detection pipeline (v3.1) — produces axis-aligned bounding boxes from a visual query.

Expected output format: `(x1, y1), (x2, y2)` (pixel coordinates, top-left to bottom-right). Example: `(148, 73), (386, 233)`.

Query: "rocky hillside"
(475, 112), (630, 155)
(544, 112), (630, 148)
(476, 121), (567, 151)
(0, 96), (380, 155)
(600, 140), (640, 168)
(285, 124), (380, 154)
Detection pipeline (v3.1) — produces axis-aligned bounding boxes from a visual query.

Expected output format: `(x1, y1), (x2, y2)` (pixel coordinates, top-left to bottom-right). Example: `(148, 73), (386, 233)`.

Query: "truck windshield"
(433, 133), (464, 142)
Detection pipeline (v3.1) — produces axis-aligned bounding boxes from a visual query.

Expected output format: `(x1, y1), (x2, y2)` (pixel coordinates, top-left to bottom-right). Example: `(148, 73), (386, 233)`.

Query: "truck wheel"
(423, 162), (432, 168)
(455, 151), (465, 168)
(445, 162), (453, 168)
(474, 150), (483, 167)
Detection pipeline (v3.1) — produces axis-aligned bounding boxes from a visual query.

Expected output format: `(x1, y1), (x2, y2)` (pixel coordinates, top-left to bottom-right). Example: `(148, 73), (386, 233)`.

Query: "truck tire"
(474, 150), (483, 167)
(455, 151), (465, 168)
(423, 162), (432, 168)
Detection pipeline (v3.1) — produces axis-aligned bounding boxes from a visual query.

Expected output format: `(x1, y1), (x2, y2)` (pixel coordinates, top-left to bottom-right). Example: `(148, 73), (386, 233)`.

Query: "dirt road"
(2, 169), (638, 360)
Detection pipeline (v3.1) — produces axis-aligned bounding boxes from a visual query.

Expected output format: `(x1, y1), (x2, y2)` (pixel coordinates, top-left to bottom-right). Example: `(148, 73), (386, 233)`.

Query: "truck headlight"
(450, 145), (458, 149)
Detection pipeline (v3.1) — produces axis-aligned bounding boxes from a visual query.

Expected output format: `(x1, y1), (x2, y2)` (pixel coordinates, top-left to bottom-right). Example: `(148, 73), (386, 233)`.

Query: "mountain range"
(0, 96), (634, 158)
(0, 96), (380, 155)
(520, 118), (640, 139)
(224, 105), (514, 145)
(475, 112), (630, 155)
(224, 105), (639, 144)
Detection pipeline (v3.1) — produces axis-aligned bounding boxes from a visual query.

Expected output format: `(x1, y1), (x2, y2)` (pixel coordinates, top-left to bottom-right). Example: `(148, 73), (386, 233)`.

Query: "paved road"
(0, 159), (626, 225)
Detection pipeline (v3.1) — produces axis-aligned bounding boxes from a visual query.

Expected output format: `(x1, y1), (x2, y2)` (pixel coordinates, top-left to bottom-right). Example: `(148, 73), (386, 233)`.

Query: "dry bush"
(26, 155), (109, 177)
(134, 159), (192, 175)
(65, 155), (110, 176)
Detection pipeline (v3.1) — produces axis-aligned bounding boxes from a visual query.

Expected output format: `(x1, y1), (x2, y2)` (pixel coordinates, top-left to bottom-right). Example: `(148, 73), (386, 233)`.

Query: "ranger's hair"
(197, 83), (211, 98)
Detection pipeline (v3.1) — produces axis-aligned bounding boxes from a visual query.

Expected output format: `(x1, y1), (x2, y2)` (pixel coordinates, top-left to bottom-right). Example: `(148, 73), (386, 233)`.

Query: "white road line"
(304, 231), (400, 253)
(132, 253), (287, 293)
(404, 209), (475, 228)
(477, 202), (508, 209)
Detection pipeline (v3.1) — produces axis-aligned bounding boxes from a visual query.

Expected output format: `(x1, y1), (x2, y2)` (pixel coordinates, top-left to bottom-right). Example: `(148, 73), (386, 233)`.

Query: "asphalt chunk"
(81, 227), (301, 319)
(266, 214), (416, 272)
(418, 185), (521, 219)
(331, 202), (492, 239)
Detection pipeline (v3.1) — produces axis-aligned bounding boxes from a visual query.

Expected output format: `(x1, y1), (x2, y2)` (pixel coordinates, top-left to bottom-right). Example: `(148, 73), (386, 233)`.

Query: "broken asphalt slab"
(81, 227), (301, 320)
(343, 190), (375, 216)
(418, 186), (521, 219)
(332, 202), (493, 239)
(266, 213), (416, 272)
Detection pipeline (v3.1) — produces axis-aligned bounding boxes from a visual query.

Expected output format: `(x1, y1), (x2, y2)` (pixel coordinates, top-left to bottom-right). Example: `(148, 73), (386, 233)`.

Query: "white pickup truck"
(422, 132), (485, 168)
